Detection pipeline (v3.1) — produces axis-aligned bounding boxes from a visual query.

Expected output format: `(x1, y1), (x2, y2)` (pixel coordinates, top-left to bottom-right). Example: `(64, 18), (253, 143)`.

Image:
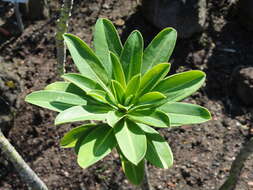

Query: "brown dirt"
(0, 0), (253, 190)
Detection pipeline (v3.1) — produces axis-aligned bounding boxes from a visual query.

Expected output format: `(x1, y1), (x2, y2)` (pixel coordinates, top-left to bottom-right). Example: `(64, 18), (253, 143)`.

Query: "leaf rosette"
(25, 18), (211, 185)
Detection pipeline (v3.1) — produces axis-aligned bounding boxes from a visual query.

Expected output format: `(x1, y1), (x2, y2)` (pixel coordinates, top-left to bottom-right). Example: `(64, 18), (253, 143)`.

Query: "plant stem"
(14, 2), (24, 33)
(219, 137), (253, 190)
(0, 130), (48, 190)
(55, 0), (73, 75)
(140, 161), (153, 190)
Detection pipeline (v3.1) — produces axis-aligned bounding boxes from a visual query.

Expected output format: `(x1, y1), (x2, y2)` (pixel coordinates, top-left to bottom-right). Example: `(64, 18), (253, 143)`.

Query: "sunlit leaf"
(159, 102), (211, 126)
(55, 105), (107, 125)
(114, 119), (146, 165)
(139, 124), (173, 168)
(94, 18), (123, 77)
(129, 109), (170, 128)
(154, 70), (206, 102)
(138, 63), (171, 96)
(120, 30), (143, 82)
(142, 28), (177, 74)
(63, 33), (109, 87)
(77, 125), (116, 169)
(25, 90), (87, 112)
(60, 124), (97, 148)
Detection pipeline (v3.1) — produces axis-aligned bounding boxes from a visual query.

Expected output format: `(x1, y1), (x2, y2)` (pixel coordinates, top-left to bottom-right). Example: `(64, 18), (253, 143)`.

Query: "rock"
(234, 67), (253, 106)
(141, 0), (207, 38)
(20, 0), (49, 20)
(238, 0), (253, 31)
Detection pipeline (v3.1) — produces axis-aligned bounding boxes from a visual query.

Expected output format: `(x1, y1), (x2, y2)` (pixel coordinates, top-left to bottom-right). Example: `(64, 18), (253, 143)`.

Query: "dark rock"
(20, 0), (49, 20)
(235, 67), (253, 106)
(238, 0), (253, 31)
(141, 0), (207, 38)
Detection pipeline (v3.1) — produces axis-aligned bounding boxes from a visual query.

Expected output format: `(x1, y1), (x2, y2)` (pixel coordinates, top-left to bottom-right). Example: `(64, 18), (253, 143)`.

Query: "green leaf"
(55, 105), (107, 125)
(158, 102), (211, 127)
(60, 124), (97, 148)
(110, 52), (126, 88)
(25, 90), (87, 112)
(129, 110), (170, 128)
(120, 153), (144, 185)
(138, 63), (171, 96)
(62, 73), (103, 92)
(153, 70), (206, 102)
(142, 28), (177, 74)
(137, 91), (166, 105)
(120, 30), (143, 82)
(111, 80), (125, 104)
(94, 18), (123, 77)
(85, 100), (113, 113)
(63, 33), (109, 87)
(139, 124), (173, 169)
(124, 74), (141, 98)
(77, 125), (116, 169)
(45, 81), (83, 94)
(124, 94), (134, 106)
(106, 111), (125, 127)
(114, 119), (146, 165)
(86, 90), (107, 103)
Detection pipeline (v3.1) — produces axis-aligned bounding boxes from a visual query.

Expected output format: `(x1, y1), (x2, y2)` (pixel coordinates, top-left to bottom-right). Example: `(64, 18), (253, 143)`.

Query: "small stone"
(114, 19), (125, 26)
(102, 3), (110, 9)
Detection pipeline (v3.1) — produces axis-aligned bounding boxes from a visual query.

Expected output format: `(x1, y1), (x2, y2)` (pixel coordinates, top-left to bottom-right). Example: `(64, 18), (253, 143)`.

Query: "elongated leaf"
(111, 80), (125, 104)
(124, 74), (141, 98)
(120, 30), (143, 82)
(114, 119), (146, 165)
(159, 102), (211, 127)
(129, 110), (170, 128)
(153, 70), (206, 102)
(138, 63), (171, 96)
(77, 125), (116, 169)
(138, 91), (166, 105)
(106, 111), (125, 127)
(110, 52), (126, 88)
(142, 28), (177, 74)
(60, 124), (97, 148)
(45, 81), (84, 94)
(63, 33), (109, 87)
(55, 105), (107, 125)
(94, 18), (123, 78)
(86, 90), (107, 103)
(62, 73), (103, 92)
(139, 124), (173, 168)
(124, 94), (134, 106)
(25, 90), (87, 112)
(120, 153), (144, 185)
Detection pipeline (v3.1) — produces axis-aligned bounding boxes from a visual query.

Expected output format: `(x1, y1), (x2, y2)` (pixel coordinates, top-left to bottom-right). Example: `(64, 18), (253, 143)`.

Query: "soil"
(0, 0), (253, 190)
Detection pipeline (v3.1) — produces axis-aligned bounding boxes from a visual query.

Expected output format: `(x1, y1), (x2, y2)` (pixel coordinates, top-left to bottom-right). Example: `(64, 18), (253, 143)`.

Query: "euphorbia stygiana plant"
(25, 18), (211, 185)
